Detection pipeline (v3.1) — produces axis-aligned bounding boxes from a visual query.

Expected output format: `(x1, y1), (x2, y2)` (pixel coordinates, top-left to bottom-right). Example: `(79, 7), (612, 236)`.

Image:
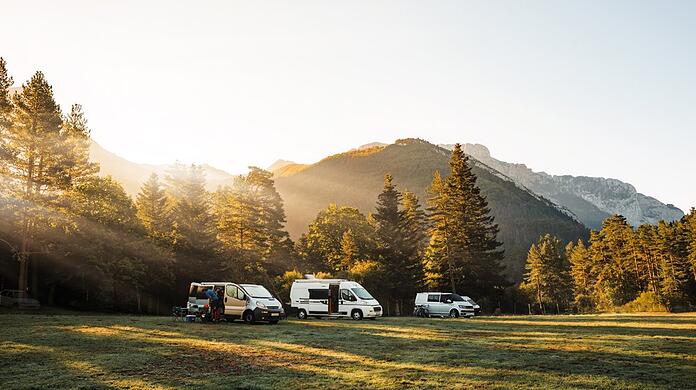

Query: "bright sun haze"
(2, 0), (694, 211)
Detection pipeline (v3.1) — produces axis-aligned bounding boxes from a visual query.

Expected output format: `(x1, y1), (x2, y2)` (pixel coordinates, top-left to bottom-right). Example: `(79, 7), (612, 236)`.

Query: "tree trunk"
(48, 284), (56, 306)
(18, 256), (28, 292)
(136, 287), (142, 313)
(31, 256), (38, 298)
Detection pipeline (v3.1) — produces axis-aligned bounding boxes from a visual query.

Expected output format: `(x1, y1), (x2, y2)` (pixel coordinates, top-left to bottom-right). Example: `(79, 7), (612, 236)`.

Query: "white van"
(290, 278), (382, 320)
(187, 282), (285, 324)
(414, 292), (476, 318)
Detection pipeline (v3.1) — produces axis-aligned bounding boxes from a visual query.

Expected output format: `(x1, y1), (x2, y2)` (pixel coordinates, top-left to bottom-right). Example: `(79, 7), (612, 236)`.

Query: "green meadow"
(1, 313), (695, 389)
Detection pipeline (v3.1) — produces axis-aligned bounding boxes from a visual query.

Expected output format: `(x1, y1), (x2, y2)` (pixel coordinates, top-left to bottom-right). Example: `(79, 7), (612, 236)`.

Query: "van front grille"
(267, 306), (279, 310)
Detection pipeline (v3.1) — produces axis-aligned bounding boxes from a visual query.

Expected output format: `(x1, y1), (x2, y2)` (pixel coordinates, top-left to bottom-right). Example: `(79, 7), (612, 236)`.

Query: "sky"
(2, 1), (695, 211)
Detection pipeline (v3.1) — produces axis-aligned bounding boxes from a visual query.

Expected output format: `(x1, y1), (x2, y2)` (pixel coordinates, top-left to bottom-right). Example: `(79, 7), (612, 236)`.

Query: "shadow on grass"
(1, 314), (695, 389)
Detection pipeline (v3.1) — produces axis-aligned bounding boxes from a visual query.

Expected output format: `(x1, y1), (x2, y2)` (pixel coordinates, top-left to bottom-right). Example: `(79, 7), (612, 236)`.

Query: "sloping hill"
(274, 139), (588, 281)
(89, 141), (236, 195)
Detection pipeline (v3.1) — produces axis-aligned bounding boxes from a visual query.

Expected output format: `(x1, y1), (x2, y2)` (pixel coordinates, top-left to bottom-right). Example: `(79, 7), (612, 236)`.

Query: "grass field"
(1, 313), (695, 389)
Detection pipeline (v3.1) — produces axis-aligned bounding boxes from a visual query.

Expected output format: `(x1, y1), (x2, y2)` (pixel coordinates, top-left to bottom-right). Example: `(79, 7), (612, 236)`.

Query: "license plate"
(271, 313), (279, 316)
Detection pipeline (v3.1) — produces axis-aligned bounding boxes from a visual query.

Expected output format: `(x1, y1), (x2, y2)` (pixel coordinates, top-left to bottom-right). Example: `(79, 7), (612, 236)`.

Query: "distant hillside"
(274, 139), (589, 281)
(267, 159), (296, 172)
(89, 141), (236, 195)
(442, 144), (684, 229)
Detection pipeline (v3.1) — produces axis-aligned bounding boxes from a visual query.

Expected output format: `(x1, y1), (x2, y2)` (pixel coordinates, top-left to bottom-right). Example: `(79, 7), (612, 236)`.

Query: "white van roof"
(293, 278), (347, 283)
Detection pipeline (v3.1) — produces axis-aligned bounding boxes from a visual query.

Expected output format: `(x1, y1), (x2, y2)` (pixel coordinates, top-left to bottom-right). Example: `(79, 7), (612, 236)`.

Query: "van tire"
(243, 310), (255, 324)
(449, 309), (459, 318)
(297, 309), (307, 320)
(351, 309), (363, 320)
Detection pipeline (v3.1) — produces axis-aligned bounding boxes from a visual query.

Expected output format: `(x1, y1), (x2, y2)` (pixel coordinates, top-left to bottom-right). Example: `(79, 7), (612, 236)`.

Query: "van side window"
(440, 294), (452, 303)
(340, 289), (355, 301)
(427, 294), (440, 302)
(226, 285), (237, 298)
(236, 288), (246, 300)
(309, 289), (328, 300)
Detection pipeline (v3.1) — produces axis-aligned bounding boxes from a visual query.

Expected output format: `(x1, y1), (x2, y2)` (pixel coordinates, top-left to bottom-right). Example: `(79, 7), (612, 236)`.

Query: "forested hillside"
(274, 139), (588, 280)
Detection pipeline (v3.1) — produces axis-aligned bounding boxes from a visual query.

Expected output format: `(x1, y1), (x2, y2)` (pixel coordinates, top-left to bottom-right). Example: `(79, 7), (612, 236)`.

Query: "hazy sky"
(2, 1), (695, 211)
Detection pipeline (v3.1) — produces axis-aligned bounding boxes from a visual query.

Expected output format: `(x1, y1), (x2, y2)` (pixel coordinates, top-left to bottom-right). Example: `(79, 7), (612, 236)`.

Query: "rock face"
(441, 143), (684, 229)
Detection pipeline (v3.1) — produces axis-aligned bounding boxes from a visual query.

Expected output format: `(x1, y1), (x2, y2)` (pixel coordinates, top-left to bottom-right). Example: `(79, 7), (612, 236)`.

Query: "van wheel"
(297, 309), (307, 320)
(243, 310), (255, 324)
(351, 309), (363, 320)
(449, 309), (459, 318)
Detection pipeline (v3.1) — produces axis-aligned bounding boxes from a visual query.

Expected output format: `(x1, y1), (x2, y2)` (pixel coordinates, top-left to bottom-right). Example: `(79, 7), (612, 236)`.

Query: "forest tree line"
(0, 59), (506, 314)
(521, 213), (696, 313)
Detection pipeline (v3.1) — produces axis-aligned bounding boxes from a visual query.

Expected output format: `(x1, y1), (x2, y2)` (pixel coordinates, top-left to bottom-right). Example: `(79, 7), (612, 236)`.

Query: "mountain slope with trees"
(274, 139), (588, 281)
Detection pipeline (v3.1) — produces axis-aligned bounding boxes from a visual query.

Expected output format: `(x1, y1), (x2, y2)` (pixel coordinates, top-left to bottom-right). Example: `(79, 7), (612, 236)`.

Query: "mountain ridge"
(440, 143), (684, 228)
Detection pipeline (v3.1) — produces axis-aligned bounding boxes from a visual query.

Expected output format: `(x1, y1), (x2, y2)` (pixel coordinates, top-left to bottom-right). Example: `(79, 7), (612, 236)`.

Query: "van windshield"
(243, 285), (273, 299)
(351, 288), (374, 300)
(442, 294), (465, 302)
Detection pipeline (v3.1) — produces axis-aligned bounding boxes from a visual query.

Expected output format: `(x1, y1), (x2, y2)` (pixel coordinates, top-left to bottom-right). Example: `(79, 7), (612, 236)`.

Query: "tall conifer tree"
(687, 209), (696, 281)
(1, 71), (96, 291)
(0, 58), (12, 163)
(567, 240), (595, 311)
(372, 174), (402, 312)
(165, 163), (220, 283)
(425, 144), (506, 299)
(136, 173), (173, 244)
(521, 235), (572, 313)
(399, 190), (427, 305)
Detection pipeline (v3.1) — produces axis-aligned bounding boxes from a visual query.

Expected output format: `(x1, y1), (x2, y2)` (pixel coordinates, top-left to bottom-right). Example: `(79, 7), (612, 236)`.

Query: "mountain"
(441, 144), (684, 229)
(89, 140), (236, 195)
(273, 139), (589, 281)
(267, 159), (296, 172)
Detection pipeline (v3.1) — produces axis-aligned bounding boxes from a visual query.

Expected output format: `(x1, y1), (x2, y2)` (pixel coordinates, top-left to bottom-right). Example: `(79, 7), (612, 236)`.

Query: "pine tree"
(425, 144), (506, 300)
(635, 224), (662, 298)
(521, 243), (545, 312)
(136, 173), (173, 244)
(520, 235), (572, 313)
(165, 163), (220, 283)
(1, 71), (96, 291)
(567, 240), (595, 311)
(399, 190), (427, 307)
(60, 104), (99, 183)
(372, 174), (403, 312)
(589, 215), (640, 309)
(686, 208), (696, 283)
(244, 167), (293, 275)
(0, 58), (13, 163)
(214, 167), (293, 279)
(655, 221), (690, 309)
(424, 171), (451, 289)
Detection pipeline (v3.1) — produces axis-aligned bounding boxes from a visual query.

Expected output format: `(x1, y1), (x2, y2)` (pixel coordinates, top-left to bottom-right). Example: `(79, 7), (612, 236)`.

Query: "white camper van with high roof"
(290, 278), (382, 320)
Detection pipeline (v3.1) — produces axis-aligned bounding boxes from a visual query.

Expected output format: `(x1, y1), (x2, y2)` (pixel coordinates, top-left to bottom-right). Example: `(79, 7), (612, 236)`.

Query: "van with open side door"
(187, 282), (285, 324)
(290, 278), (382, 320)
(414, 292), (475, 318)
